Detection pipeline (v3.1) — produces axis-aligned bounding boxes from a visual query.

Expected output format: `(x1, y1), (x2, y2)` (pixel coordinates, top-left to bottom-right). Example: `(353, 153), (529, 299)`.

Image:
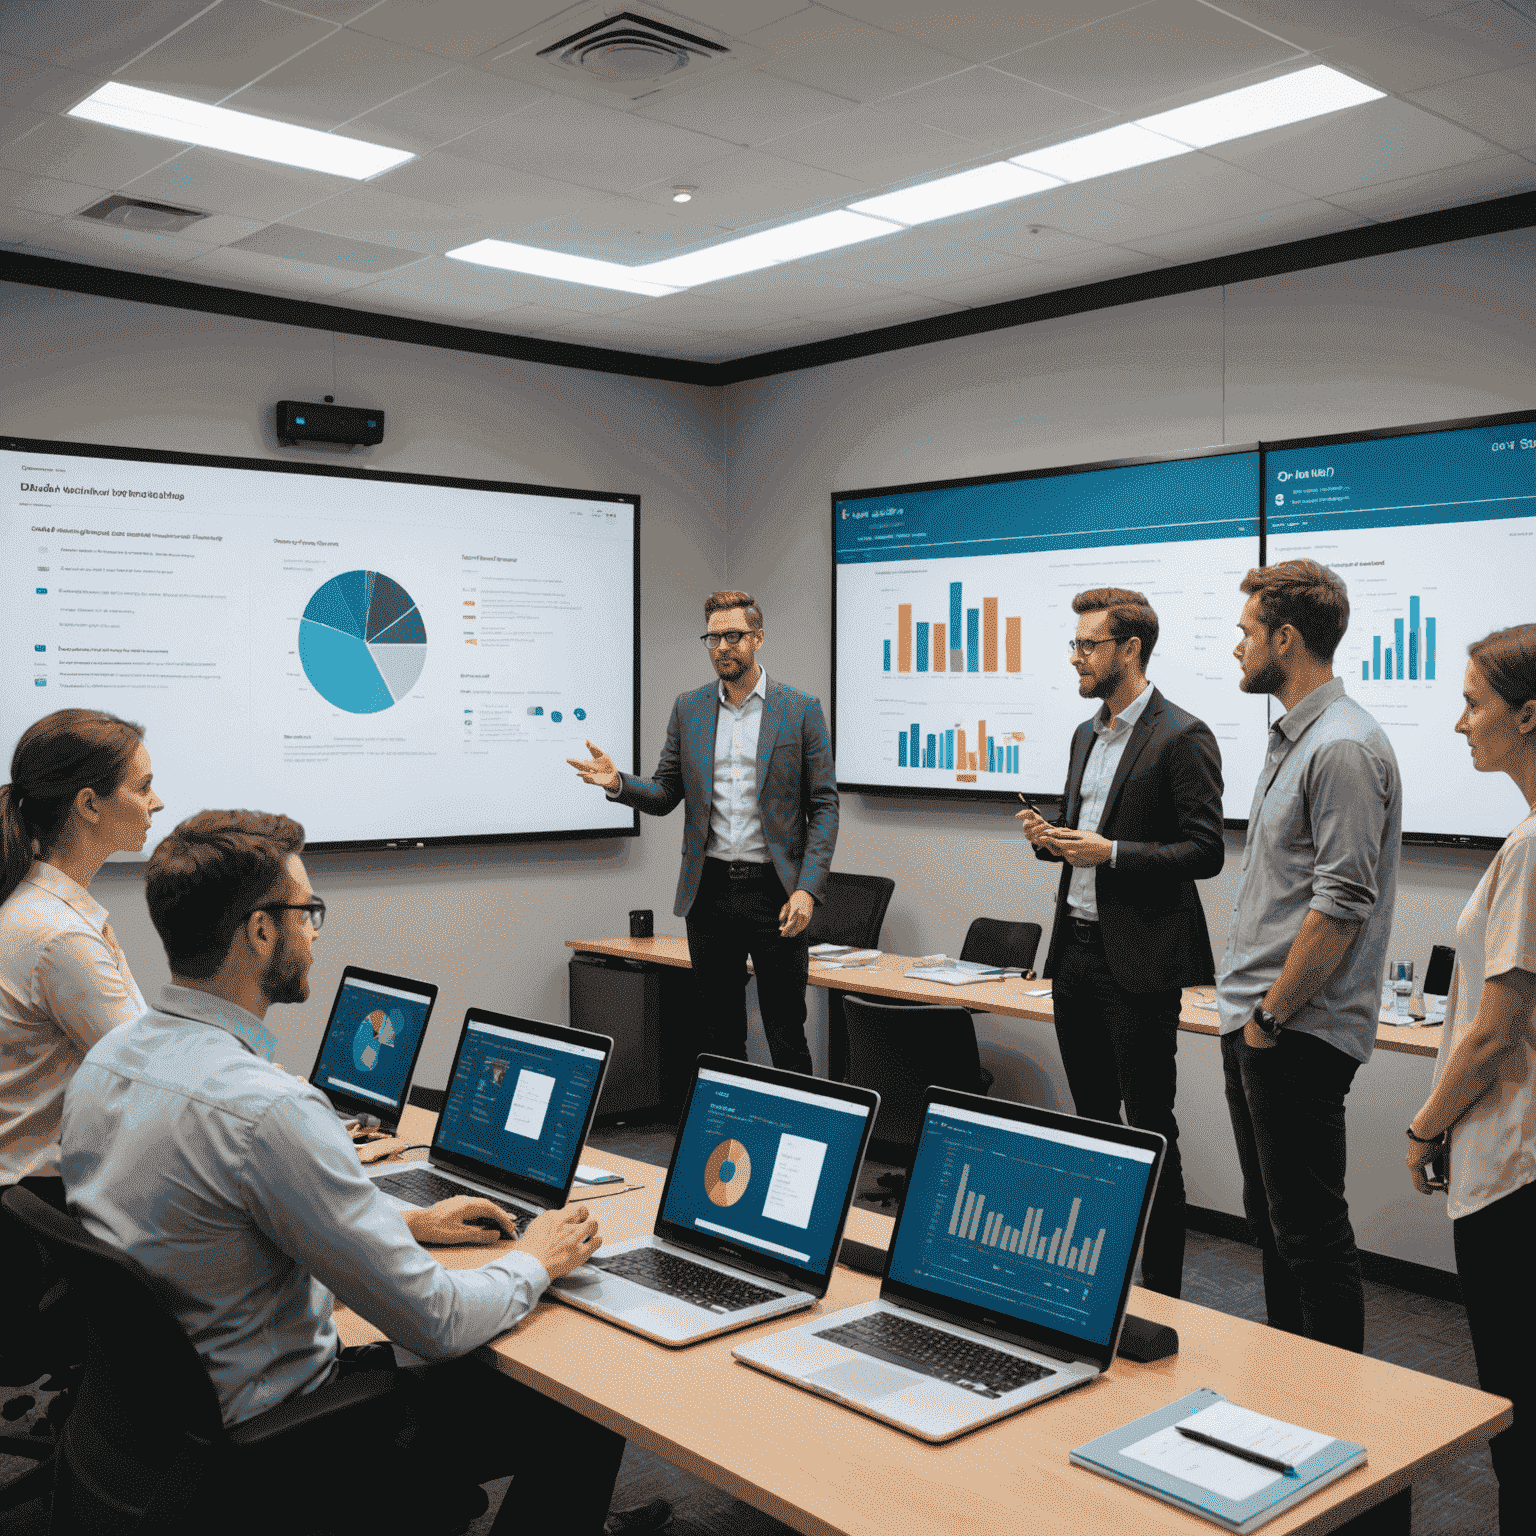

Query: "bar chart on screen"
(947, 1162), (1106, 1275)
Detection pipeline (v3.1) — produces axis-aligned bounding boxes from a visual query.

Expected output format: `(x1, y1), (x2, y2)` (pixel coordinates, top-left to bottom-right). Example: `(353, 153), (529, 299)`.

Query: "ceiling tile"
(616, 288), (799, 333)
(178, 244), (378, 293)
(451, 94), (737, 193)
(0, 109), (47, 149)
(225, 28), (453, 132)
(348, 0), (552, 63)
(945, 180), (1142, 242)
(0, 50), (101, 114)
(370, 150), (611, 226)
(345, 68), (548, 153)
(1318, 2), (1535, 97)
(474, 301), (592, 336)
(806, 290), (970, 329)
(261, 0), (384, 21)
(524, 197), (734, 262)
(0, 207), (60, 244)
(882, 64), (1109, 150)
(1208, 95), (1504, 199)
(1321, 150), (1536, 221)
(0, 0), (212, 73)
(632, 69), (855, 146)
(15, 215), (213, 271)
(348, 256), (646, 313)
(819, 1), (1146, 66)
(688, 262), (903, 313)
(120, 148), (357, 222)
(631, 149), (865, 229)
(919, 263), (1093, 307)
(0, 117), (182, 187)
(655, 4), (811, 41)
(1206, 1), (1463, 54)
(993, 0), (1304, 113)
(156, 209), (270, 246)
(1072, 153), (1312, 239)
(229, 222), (425, 271)
(284, 184), (494, 252)
(1409, 67), (1536, 153)
(746, 8), (972, 101)
(805, 227), (1027, 290)
(764, 104), (984, 184)
(0, 168), (117, 216)
(1120, 197), (1371, 260)
(118, 1), (337, 106)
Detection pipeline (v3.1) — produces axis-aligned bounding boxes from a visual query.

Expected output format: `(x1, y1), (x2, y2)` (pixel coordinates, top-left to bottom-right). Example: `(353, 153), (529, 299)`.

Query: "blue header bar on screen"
(834, 452), (1259, 565)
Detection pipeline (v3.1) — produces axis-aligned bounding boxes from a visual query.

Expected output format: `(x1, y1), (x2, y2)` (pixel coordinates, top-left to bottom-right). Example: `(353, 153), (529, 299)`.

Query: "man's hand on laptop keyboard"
(404, 1195), (521, 1246)
(517, 1203), (600, 1279)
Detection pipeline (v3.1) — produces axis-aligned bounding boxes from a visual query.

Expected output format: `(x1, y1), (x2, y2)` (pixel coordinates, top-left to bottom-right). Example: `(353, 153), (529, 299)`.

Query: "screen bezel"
(653, 1053), (880, 1299)
(427, 1008), (612, 1212)
(5, 433), (640, 851)
(306, 964), (439, 1131)
(877, 1088), (1165, 1372)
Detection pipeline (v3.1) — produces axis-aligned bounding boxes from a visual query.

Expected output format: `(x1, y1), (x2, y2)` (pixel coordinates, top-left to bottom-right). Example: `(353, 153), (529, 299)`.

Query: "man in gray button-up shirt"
(1217, 560), (1401, 1355)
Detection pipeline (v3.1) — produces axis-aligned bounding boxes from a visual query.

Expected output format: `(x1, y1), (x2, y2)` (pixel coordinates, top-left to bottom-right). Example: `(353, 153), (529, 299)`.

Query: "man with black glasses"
(569, 590), (838, 1074)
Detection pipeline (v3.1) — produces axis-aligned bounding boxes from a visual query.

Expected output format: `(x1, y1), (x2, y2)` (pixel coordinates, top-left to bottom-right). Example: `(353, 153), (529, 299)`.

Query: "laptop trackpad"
(809, 1359), (914, 1402)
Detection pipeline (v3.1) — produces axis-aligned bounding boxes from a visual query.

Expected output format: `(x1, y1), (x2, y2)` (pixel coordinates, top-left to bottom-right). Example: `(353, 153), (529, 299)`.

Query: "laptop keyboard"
(374, 1168), (531, 1233)
(592, 1248), (780, 1313)
(815, 1311), (1056, 1399)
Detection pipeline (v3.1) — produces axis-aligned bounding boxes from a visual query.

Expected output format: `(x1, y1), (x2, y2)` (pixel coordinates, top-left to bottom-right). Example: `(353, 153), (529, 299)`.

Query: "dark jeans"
(1221, 1028), (1364, 1352)
(685, 859), (812, 1075)
(1052, 937), (1186, 1297)
(1454, 1176), (1536, 1533)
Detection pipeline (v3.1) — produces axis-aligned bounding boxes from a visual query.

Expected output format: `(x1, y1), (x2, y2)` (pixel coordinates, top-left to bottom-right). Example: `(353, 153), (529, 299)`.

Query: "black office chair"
(959, 917), (1042, 975)
(0, 1186), (401, 1535)
(805, 873), (896, 1083)
(842, 997), (991, 1207)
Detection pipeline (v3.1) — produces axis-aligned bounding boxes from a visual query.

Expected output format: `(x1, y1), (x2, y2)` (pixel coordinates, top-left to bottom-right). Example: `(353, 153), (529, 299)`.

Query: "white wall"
(723, 228), (1536, 1271)
(0, 281), (727, 1091)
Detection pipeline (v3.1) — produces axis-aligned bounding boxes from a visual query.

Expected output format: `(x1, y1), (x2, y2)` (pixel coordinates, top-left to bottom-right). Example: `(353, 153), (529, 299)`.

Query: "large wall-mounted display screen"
(4, 437), (638, 851)
(1266, 415), (1536, 842)
(834, 448), (1267, 822)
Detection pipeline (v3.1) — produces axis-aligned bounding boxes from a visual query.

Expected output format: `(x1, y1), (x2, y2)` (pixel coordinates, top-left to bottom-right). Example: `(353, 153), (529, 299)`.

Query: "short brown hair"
(1072, 587), (1159, 666)
(146, 810), (306, 978)
(704, 590), (763, 630)
(1468, 625), (1536, 711)
(1239, 559), (1350, 662)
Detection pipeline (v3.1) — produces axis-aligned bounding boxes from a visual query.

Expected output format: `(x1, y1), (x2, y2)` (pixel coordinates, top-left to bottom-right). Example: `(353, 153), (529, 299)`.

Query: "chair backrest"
(959, 917), (1043, 974)
(841, 997), (984, 1158)
(803, 873), (895, 951)
(0, 1187), (225, 1468)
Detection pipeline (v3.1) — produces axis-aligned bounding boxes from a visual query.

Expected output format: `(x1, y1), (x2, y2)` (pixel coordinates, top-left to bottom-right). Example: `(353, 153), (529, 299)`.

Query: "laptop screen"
(434, 1015), (607, 1193)
(659, 1065), (873, 1285)
(310, 969), (437, 1125)
(887, 1103), (1158, 1350)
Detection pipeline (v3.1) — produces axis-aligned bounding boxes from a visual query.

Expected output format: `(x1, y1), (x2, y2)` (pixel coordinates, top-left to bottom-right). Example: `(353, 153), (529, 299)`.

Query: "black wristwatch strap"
(1406, 1125), (1447, 1145)
(1251, 1005), (1281, 1037)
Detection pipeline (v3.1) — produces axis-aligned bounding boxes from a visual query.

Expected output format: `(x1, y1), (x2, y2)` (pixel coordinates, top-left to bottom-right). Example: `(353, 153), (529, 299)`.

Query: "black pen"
(1176, 1426), (1296, 1475)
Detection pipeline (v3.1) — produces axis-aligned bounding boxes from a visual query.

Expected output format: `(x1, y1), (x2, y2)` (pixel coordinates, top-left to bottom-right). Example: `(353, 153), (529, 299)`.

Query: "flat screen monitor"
(3, 436), (638, 850)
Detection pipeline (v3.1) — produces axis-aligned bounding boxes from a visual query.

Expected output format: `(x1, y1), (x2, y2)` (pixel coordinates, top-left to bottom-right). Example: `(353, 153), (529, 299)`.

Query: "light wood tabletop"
(335, 1109), (1506, 1536)
(566, 936), (1443, 1059)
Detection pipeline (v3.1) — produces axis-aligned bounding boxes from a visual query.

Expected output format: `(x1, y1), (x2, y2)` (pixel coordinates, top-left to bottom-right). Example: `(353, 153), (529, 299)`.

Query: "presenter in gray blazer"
(568, 591), (838, 1074)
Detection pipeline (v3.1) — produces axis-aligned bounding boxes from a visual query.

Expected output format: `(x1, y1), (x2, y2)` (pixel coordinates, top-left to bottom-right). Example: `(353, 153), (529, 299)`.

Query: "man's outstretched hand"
(567, 740), (620, 791)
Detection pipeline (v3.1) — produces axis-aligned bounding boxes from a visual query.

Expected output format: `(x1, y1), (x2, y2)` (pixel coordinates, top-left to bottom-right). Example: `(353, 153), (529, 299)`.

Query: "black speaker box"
(275, 400), (384, 448)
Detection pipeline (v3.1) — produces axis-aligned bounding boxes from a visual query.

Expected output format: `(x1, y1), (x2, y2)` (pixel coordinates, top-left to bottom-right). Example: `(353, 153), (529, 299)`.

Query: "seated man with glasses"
(60, 809), (669, 1536)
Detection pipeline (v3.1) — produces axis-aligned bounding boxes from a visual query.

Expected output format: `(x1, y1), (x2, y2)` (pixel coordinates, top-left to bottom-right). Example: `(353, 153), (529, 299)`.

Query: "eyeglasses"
(701, 629), (761, 650)
(246, 899), (326, 931)
(1067, 636), (1125, 657)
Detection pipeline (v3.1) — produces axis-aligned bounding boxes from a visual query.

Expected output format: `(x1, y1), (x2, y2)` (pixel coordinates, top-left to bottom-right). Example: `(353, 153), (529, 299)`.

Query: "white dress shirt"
(62, 985), (549, 1426)
(705, 666), (769, 863)
(1066, 683), (1152, 921)
(1, 860), (146, 1183)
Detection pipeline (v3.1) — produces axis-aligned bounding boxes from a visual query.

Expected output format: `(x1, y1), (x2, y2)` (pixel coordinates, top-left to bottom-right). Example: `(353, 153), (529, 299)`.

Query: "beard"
(260, 931), (309, 1005)
(713, 651), (749, 678)
(1083, 661), (1126, 701)
(1242, 656), (1286, 695)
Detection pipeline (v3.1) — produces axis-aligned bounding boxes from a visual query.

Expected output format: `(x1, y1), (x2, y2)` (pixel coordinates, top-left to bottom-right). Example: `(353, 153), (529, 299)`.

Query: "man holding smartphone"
(1018, 588), (1224, 1297)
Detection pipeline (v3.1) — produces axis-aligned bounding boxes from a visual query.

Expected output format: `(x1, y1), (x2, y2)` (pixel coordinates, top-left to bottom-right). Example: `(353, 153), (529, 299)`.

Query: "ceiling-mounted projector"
(276, 400), (384, 449)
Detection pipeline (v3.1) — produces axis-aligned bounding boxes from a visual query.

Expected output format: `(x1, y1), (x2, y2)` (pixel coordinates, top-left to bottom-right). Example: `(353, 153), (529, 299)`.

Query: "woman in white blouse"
(1, 709), (164, 1202)
(1407, 624), (1536, 1533)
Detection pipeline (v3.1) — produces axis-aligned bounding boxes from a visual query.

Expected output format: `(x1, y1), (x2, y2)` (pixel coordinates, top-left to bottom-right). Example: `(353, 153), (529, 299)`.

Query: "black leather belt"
(706, 859), (774, 881)
(1068, 918), (1102, 945)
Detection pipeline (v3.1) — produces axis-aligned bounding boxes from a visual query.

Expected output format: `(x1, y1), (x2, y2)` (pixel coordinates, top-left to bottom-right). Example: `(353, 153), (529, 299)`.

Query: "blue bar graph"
(967, 609), (979, 672)
(883, 640), (890, 672)
(910, 724), (919, 766)
(1409, 597), (1419, 680)
(1363, 660), (1369, 680)
(1427, 617), (1436, 680)
(945, 729), (955, 770)
(1373, 635), (1381, 680)
(949, 582), (962, 660)
(898, 731), (907, 767)
(916, 621), (929, 673)
(1394, 618), (1405, 680)
(926, 732), (937, 768)
(1371, 598), (1435, 685)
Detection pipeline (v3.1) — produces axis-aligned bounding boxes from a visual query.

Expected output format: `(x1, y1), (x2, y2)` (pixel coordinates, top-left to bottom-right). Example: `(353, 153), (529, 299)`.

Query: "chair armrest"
(225, 1369), (398, 1449)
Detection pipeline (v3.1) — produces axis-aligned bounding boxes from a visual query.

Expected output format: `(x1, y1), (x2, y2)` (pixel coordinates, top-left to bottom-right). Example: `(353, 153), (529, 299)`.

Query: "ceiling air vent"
(538, 11), (728, 84)
(78, 195), (208, 233)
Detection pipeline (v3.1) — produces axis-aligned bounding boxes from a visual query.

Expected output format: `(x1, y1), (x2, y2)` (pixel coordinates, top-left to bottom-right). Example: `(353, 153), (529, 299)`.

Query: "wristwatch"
(1406, 1125), (1447, 1146)
(1250, 1005), (1282, 1039)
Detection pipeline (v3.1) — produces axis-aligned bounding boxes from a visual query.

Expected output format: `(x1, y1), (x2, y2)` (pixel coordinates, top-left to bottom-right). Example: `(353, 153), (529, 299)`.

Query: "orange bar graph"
(1005, 615), (1020, 672)
(957, 727), (967, 766)
(933, 621), (946, 672)
(983, 598), (998, 672)
(897, 604), (912, 672)
(977, 719), (986, 774)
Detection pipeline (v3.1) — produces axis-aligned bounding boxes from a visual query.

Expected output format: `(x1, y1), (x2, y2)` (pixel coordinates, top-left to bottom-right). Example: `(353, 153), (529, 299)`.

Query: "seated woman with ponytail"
(1, 709), (164, 1205)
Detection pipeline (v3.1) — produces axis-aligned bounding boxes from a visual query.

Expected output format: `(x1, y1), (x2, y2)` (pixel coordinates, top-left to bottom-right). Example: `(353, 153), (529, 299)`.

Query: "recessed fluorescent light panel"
(67, 83), (414, 180)
(1137, 65), (1385, 149)
(447, 240), (679, 297)
(851, 161), (1061, 227)
(1011, 122), (1191, 183)
(641, 210), (898, 287)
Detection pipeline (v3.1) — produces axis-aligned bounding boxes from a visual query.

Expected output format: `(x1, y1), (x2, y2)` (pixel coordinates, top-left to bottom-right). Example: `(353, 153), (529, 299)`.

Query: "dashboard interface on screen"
(834, 450), (1266, 819)
(1266, 417), (1536, 841)
(311, 972), (435, 1117)
(3, 438), (637, 848)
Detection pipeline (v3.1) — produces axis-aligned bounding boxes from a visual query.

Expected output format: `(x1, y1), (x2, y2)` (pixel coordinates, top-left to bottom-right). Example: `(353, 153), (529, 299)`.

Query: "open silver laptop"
(368, 1008), (611, 1232)
(733, 1088), (1164, 1442)
(551, 1055), (879, 1346)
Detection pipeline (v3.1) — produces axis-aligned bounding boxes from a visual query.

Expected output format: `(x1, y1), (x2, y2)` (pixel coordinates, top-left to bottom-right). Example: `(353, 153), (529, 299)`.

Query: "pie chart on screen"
(299, 570), (427, 713)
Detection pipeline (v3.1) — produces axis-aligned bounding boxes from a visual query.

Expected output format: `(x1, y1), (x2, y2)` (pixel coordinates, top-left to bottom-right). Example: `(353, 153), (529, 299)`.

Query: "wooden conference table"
(335, 1107), (1507, 1536)
(565, 935), (1442, 1059)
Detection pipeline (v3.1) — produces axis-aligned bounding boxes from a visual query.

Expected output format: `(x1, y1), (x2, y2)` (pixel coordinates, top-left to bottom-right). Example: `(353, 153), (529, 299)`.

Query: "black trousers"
(685, 859), (812, 1075)
(1221, 1028), (1365, 1352)
(1454, 1176), (1536, 1533)
(1052, 935), (1186, 1297)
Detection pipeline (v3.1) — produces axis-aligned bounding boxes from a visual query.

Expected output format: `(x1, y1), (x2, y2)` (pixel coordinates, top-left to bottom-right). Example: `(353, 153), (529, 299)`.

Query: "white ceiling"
(2, 0), (1532, 365)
